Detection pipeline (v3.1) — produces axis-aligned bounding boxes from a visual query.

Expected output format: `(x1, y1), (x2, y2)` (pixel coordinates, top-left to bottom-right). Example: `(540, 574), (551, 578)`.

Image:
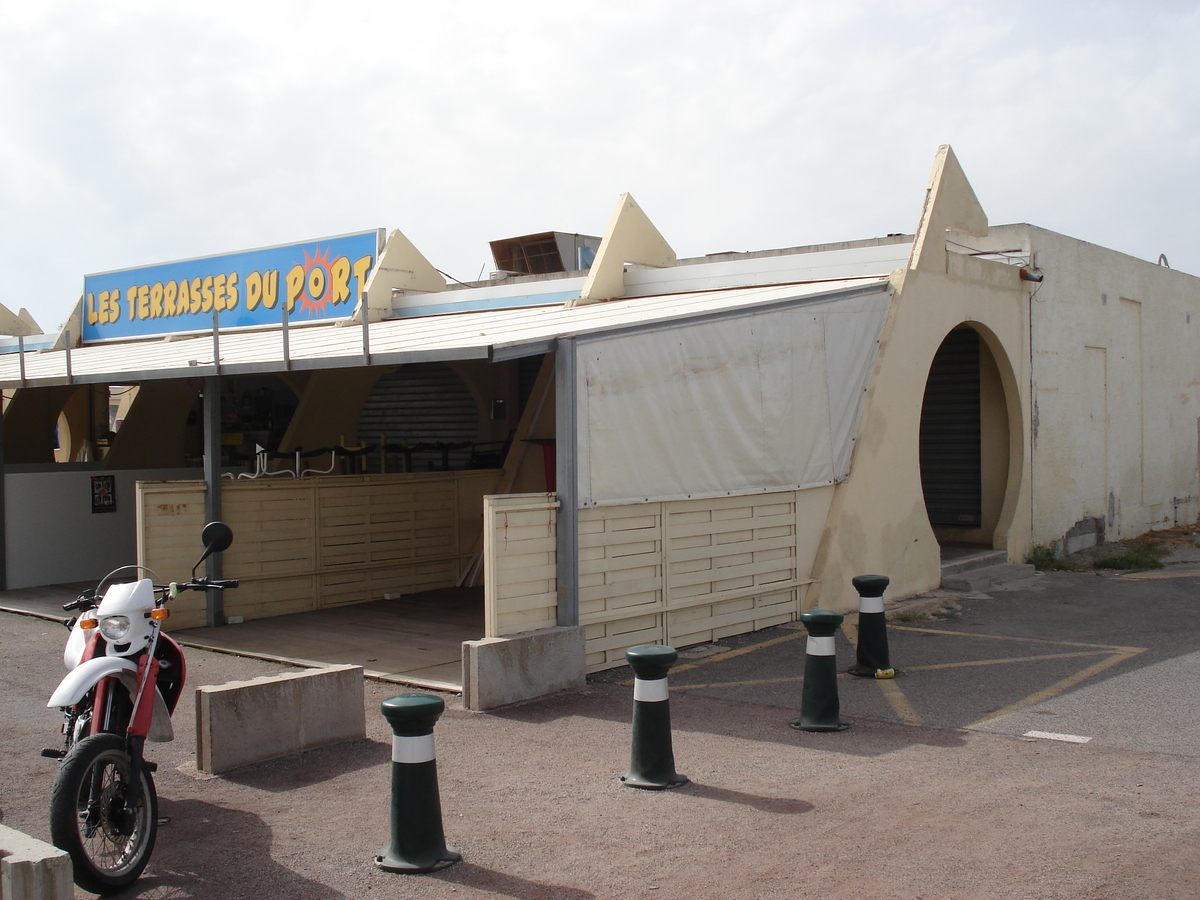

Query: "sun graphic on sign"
(297, 246), (334, 316)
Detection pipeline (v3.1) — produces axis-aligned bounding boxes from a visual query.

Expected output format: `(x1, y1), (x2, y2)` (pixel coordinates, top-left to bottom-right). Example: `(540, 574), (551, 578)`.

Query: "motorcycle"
(43, 521), (238, 894)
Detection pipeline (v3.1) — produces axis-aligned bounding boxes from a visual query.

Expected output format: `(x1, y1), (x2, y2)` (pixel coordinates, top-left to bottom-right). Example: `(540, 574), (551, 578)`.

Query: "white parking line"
(1023, 730), (1093, 744)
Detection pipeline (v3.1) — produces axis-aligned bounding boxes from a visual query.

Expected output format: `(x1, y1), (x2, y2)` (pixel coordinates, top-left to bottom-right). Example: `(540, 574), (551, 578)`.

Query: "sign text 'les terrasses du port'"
(81, 230), (383, 342)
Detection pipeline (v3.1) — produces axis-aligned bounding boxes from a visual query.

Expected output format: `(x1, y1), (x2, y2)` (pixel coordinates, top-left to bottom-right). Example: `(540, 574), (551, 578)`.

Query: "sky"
(1, 0), (1198, 335)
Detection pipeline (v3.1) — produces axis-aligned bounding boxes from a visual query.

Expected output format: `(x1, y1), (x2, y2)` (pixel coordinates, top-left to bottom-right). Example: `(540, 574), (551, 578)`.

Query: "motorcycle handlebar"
(62, 592), (97, 612)
(176, 578), (239, 592)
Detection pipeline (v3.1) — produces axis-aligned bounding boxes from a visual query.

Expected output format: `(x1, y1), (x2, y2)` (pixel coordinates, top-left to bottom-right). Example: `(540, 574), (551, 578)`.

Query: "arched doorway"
(919, 324), (1016, 548)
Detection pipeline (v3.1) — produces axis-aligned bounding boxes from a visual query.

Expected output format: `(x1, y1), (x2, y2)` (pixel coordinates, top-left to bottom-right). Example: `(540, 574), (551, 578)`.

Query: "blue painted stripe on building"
(393, 290), (580, 318)
(0, 338), (55, 354)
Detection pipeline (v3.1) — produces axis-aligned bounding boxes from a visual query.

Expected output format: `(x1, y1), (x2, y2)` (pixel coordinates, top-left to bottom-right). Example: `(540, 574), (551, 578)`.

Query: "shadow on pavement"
(487, 674), (971, 758)
(678, 781), (815, 814)
(115, 798), (344, 900)
(434, 861), (596, 899)
(217, 738), (389, 792)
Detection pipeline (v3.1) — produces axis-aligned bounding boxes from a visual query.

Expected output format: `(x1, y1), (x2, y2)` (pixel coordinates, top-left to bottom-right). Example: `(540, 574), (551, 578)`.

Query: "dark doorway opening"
(920, 326), (982, 529)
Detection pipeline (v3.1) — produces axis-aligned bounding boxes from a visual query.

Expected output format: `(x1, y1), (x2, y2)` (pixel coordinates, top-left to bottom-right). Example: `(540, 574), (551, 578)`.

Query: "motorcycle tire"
(49, 732), (158, 894)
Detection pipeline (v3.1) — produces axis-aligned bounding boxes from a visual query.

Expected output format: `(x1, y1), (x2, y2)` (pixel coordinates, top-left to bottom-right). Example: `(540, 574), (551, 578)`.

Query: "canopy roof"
(0, 275), (894, 388)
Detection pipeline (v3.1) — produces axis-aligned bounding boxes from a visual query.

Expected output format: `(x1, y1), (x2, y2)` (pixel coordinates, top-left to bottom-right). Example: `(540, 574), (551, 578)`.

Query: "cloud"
(0, 0), (1197, 331)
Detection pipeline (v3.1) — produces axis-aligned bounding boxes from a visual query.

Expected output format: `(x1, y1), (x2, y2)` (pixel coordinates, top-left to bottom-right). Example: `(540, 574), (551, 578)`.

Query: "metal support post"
(203, 375), (224, 627)
(555, 339), (578, 627)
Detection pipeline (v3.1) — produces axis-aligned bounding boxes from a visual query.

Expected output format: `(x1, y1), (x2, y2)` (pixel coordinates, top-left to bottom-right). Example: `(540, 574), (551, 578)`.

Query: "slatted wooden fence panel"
(664, 494), (803, 648)
(136, 481), (210, 628)
(570, 488), (834, 673)
(483, 493), (558, 637)
(139, 470), (500, 629)
(578, 505), (666, 670)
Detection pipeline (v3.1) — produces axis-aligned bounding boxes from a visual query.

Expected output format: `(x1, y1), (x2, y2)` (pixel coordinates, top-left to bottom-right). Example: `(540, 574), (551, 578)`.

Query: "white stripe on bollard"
(858, 594), (885, 614)
(807, 635), (836, 656)
(633, 677), (670, 702)
(392, 733), (436, 764)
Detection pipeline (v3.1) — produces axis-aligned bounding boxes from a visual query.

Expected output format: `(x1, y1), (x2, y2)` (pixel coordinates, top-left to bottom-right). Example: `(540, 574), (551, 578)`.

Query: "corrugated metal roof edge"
(490, 279), (893, 361)
(1, 278), (891, 388)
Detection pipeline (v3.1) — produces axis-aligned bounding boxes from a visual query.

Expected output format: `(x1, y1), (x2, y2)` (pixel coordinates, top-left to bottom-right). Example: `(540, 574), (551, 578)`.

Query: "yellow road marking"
(611, 619), (1146, 733)
(891, 624), (1143, 654)
(1121, 565), (1200, 580)
(968, 648), (1145, 729)
(614, 629), (805, 685)
(878, 678), (922, 725)
(840, 621), (859, 645)
(905, 650), (1107, 672)
(672, 676), (804, 691)
(843, 620), (922, 725)
(671, 629), (804, 675)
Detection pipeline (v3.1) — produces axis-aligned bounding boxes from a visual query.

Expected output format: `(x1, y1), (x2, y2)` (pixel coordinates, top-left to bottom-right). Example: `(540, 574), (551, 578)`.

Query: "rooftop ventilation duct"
(489, 232), (601, 276)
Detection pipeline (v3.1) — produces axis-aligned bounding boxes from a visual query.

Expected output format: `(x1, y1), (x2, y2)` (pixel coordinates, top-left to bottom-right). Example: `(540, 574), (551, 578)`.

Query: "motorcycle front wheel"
(50, 732), (158, 894)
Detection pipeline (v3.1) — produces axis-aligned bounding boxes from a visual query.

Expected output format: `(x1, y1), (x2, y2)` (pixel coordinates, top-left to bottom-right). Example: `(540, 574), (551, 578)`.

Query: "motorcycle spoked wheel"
(50, 733), (158, 894)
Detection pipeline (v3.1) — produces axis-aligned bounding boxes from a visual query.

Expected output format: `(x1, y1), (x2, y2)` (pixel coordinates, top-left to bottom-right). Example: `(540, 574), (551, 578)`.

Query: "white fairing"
(98, 579), (157, 656)
(46, 656), (174, 742)
(48, 656), (138, 707)
(63, 620), (95, 670)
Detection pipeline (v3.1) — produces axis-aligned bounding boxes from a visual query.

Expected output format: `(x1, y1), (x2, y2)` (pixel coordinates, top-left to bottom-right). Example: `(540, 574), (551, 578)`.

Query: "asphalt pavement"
(625, 566), (1200, 759)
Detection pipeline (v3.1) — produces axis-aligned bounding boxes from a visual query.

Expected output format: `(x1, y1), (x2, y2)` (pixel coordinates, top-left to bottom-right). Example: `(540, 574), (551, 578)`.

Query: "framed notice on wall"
(91, 475), (116, 514)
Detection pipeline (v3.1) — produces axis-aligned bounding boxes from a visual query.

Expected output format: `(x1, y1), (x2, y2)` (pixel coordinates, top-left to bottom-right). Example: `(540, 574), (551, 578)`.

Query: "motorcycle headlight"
(98, 615), (131, 642)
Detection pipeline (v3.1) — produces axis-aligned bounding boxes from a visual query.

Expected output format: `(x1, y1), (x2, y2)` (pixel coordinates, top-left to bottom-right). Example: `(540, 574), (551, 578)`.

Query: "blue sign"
(82, 230), (382, 342)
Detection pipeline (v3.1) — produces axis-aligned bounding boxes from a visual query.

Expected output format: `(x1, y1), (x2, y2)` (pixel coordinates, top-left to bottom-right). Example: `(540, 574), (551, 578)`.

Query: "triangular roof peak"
(570, 193), (675, 306)
(909, 145), (988, 273)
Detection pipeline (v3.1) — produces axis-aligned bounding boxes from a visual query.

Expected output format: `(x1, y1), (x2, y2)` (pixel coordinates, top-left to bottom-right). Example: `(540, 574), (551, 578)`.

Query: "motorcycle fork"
(121, 735), (147, 831)
(89, 677), (113, 736)
(121, 654), (160, 823)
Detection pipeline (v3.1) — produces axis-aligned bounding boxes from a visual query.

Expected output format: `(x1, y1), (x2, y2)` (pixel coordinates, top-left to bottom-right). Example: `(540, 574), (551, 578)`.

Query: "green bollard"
(621, 644), (689, 790)
(848, 574), (895, 679)
(790, 610), (851, 732)
(374, 693), (461, 874)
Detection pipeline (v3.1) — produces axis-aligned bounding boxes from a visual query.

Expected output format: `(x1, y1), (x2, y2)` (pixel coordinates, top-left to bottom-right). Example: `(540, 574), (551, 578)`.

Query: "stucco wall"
(1026, 225), (1200, 546)
(810, 251), (1033, 612)
(4, 466), (199, 589)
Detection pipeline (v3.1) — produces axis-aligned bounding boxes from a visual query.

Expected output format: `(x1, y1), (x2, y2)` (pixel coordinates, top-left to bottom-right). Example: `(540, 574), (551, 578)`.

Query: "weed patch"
(1027, 546), (1076, 571)
(1092, 536), (1165, 572)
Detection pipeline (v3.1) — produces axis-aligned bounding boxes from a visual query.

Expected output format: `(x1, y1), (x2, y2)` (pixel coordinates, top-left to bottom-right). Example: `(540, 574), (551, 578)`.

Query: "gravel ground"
(3, 584), (1199, 899)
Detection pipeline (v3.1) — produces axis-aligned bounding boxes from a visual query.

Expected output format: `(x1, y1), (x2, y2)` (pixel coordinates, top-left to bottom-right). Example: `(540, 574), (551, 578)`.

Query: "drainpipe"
(555, 338), (579, 627)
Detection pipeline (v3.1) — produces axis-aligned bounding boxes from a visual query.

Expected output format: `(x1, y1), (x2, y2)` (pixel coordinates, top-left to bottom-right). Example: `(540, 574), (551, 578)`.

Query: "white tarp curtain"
(576, 289), (891, 506)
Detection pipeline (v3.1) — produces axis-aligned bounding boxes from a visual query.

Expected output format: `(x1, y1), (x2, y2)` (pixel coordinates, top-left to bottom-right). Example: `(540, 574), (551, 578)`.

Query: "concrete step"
(940, 549), (1007, 576)
(941, 562), (1037, 592)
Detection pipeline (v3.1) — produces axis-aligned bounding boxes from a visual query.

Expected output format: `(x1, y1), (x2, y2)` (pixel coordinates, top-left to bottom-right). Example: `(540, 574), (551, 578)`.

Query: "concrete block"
(0, 824), (73, 900)
(462, 626), (586, 711)
(196, 665), (366, 774)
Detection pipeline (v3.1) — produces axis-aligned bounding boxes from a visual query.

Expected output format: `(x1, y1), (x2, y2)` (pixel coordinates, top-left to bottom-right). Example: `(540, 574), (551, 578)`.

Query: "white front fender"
(47, 656), (175, 742)
(48, 656), (138, 708)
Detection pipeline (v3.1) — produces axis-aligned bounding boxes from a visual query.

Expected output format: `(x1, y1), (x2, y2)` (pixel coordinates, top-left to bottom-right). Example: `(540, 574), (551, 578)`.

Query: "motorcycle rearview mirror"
(192, 521), (234, 579)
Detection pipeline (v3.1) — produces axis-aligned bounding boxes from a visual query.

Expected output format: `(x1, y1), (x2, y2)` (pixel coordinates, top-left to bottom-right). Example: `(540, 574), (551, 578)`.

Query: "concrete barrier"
(462, 626), (585, 710)
(0, 824), (73, 900)
(196, 665), (366, 774)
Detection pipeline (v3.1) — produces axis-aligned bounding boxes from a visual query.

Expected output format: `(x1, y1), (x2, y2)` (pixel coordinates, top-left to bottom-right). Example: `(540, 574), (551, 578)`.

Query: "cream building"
(0, 145), (1194, 705)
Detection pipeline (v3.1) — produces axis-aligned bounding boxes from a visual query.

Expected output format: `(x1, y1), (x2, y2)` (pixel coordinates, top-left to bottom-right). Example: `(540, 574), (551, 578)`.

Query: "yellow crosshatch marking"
(1120, 564), (1200, 580)
(639, 620), (1146, 733)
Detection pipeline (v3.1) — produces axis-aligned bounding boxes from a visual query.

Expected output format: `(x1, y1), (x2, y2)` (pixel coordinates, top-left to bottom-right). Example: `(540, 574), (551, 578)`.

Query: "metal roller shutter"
(358, 363), (479, 470)
(919, 327), (982, 528)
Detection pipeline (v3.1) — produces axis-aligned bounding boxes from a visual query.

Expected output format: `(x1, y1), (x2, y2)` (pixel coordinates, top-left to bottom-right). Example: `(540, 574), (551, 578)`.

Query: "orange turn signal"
(150, 608), (169, 620)
(79, 618), (98, 629)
